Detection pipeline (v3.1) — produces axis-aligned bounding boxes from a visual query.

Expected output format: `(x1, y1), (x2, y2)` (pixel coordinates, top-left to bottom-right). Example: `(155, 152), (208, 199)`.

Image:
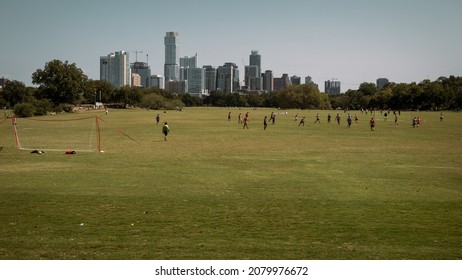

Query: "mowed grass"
(0, 108), (461, 259)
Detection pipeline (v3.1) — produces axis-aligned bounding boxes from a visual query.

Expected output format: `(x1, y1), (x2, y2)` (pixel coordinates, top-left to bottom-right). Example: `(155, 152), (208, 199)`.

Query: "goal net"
(12, 116), (101, 152)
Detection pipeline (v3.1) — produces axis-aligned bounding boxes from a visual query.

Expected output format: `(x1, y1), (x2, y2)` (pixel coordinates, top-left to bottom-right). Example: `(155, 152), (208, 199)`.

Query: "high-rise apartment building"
(325, 80), (341, 94)
(131, 61), (151, 87)
(291, 75), (301, 85)
(274, 74), (292, 91)
(305, 76), (319, 89)
(203, 65), (217, 93)
(305, 76), (313, 84)
(376, 78), (389, 90)
(249, 50), (261, 72)
(179, 54), (198, 81)
(150, 75), (164, 89)
(263, 70), (274, 92)
(179, 53), (205, 96)
(164, 32), (179, 81)
(245, 50), (262, 91)
(217, 63), (239, 93)
(100, 51), (131, 88)
(187, 67), (205, 96)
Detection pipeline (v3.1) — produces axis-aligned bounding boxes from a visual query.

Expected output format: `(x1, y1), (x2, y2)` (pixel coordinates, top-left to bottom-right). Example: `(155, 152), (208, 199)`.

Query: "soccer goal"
(12, 116), (101, 152)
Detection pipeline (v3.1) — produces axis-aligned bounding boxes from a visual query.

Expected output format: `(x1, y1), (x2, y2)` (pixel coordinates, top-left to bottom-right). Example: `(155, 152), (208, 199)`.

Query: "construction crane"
(128, 50), (144, 62)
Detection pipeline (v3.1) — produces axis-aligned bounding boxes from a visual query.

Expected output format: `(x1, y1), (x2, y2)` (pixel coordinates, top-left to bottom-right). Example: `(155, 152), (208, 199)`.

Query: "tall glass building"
(164, 32), (179, 81)
(245, 50), (262, 91)
(100, 51), (131, 88)
(131, 62), (151, 87)
(325, 80), (341, 94)
(217, 63), (239, 93)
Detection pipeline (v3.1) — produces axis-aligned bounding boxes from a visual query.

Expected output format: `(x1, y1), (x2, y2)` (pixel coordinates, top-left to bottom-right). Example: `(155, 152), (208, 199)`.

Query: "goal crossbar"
(11, 116), (101, 152)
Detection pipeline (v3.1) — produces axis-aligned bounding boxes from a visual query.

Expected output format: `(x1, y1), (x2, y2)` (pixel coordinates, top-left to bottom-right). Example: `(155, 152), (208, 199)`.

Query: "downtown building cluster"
(100, 32), (389, 96)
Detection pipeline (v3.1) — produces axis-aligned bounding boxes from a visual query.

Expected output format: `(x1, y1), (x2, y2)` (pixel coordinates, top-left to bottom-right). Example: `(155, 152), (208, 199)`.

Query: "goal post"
(12, 115), (101, 153)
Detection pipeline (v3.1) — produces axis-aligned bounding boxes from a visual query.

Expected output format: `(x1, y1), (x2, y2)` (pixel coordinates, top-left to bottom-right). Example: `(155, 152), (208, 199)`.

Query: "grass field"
(0, 108), (461, 259)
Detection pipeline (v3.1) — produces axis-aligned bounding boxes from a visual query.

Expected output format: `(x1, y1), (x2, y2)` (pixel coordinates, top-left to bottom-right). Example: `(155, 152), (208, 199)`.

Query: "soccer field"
(0, 108), (461, 259)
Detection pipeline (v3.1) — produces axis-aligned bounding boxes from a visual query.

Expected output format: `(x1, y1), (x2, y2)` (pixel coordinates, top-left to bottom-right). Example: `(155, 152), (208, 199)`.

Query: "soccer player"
(263, 116), (268, 130)
(335, 114), (341, 125)
(369, 117), (375, 131)
(314, 113), (320, 124)
(347, 114), (352, 128)
(228, 111), (231, 122)
(243, 116), (249, 129)
(298, 116), (306, 127)
(162, 122), (170, 141)
(156, 114), (160, 124)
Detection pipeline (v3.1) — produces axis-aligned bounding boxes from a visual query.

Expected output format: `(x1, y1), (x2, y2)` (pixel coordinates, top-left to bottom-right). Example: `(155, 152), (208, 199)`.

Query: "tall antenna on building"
(146, 54), (149, 65)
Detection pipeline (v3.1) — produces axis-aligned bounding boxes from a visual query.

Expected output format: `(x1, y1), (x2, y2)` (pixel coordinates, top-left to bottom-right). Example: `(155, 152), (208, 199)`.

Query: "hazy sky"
(1, 0), (461, 91)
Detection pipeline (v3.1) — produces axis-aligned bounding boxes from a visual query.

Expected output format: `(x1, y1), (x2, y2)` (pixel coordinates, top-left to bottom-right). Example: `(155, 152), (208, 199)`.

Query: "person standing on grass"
(263, 116), (268, 130)
(335, 113), (341, 125)
(369, 117), (375, 131)
(298, 116), (306, 127)
(156, 113), (160, 124)
(238, 113), (242, 124)
(271, 112), (276, 124)
(440, 111), (444, 122)
(162, 122), (170, 141)
(327, 113), (331, 124)
(228, 111), (231, 122)
(394, 114), (398, 125)
(243, 116), (249, 129)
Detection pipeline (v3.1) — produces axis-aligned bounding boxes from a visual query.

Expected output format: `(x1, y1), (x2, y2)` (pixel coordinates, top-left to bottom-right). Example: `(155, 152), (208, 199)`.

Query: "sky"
(1, 0), (461, 91)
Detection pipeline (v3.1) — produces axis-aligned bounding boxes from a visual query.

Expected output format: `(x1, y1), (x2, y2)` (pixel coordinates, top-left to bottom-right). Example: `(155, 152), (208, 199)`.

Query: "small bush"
(13, 103), (35, 117)
(33, 99), (53, 116)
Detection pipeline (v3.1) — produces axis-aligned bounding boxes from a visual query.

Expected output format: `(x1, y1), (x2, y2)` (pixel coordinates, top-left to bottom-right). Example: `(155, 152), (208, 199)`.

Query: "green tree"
(83, 80), (115, 104)
(13, 103), (35, 117)
(32, 60), (88, 105)
(371, 87), (392, 110)
(358, 82), (377, 96)
(1, 80), (32, 107)
(345, 89), (362, 109)
(278, 84), (330, 109)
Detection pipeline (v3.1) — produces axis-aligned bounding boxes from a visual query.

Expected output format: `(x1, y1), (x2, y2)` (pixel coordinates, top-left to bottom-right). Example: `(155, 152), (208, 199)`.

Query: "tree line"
(1, 59), (461, 117)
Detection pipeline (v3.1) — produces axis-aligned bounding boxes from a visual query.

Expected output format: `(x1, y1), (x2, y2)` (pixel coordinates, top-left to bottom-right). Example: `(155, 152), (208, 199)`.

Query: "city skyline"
(1, 0), (461, 92)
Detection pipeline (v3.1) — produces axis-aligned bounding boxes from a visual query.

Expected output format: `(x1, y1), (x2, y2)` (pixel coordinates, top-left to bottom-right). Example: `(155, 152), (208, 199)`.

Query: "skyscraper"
(150, 75), (164, 89)
(203, 65), (217, 93)
(249, 50), (261, 73)
(273, 74), (291, 91)
(291, 75), (301, 85)
(164, 32), (179, 81)
(217, 63), (239, 93)
(376, 78), (389, 90)
(100, 51), (131, 88)
(131, 61), (151, 87)
(245, 50), (262, 91)
(179, 54), (198, 81)
(325, 80), (341, 94)
(263, 70), (273, 92)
